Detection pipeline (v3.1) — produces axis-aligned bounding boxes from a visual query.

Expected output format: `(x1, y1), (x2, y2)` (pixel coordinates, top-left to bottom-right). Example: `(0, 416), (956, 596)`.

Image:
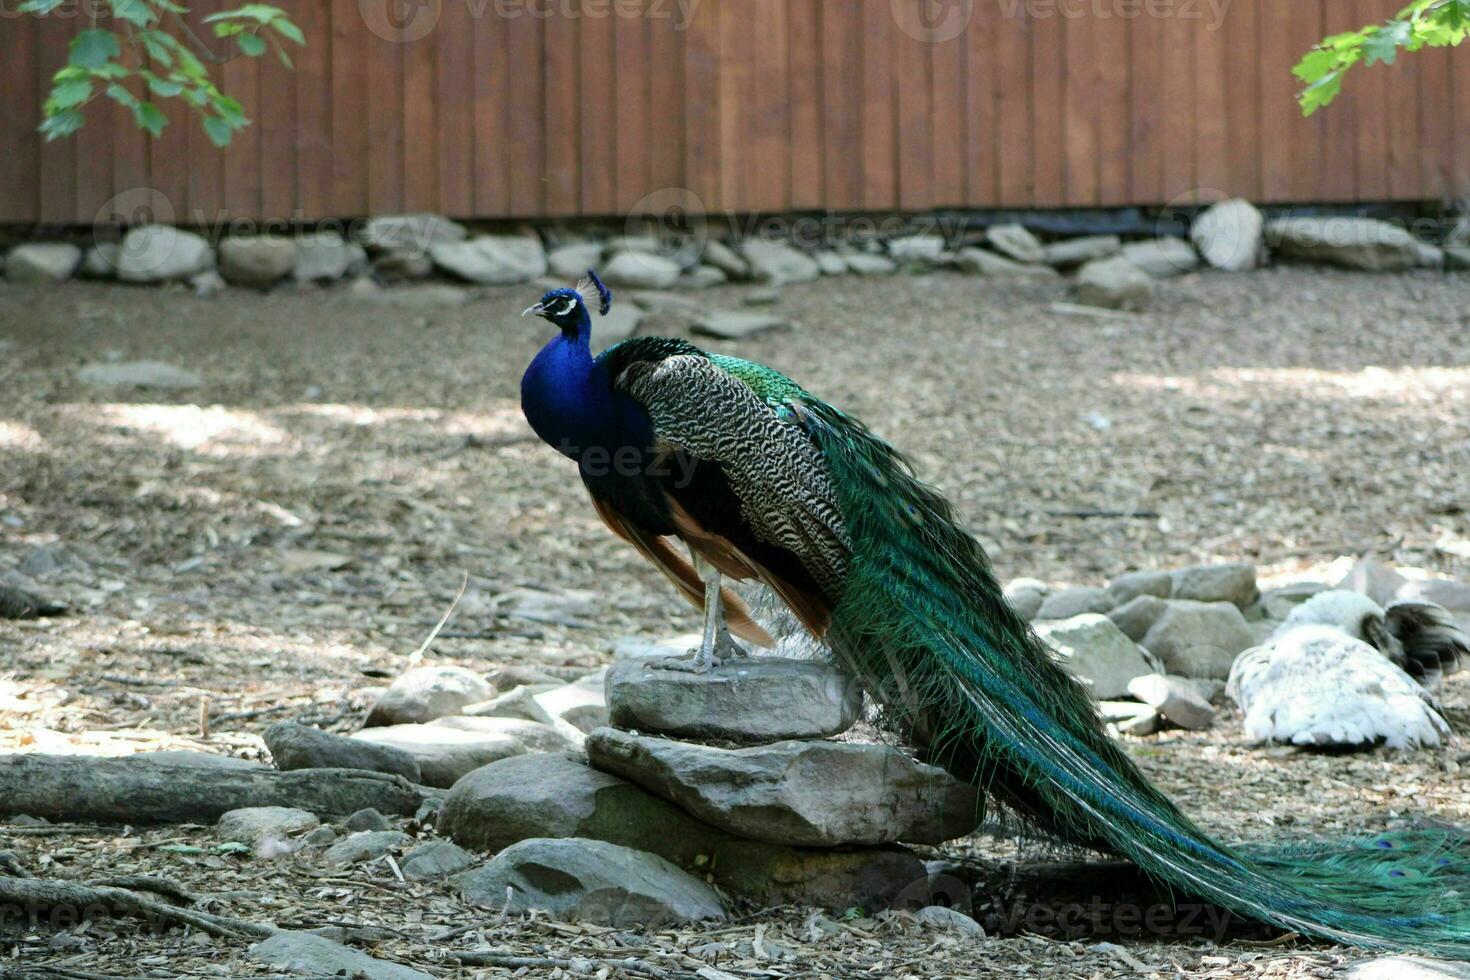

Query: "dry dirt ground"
(2, 266), (1470, 978)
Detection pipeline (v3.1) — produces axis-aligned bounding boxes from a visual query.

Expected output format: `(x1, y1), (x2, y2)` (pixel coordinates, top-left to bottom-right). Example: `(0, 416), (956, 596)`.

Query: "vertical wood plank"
(148, 43), (191, 224)
(0, 15), (39, 222)
(750, 0), (790, 212)
(1161, 3), (1196, 203)
(860, 0), (894, 210)
(507, 6), (544, 216)
(222, 49), (262, 220)
(821, 1), (861, 210)
(36, 12), (76, 225)
(1352, 0), (1388, 200)
(543, 7), (581, 215)
(716, 1), (749, 211)
(682, 1), (721, 212)
(1417, 43), (1451, 200)
(1385, 38), (1421, 198)
(472, 0), (510, 217)
(928, 24), (964, 209)
(402, 16), (438, 211)
(1128, 3), (1163, 203)
(579, 3), (616, 214)
(77, 29), (117, 225)
(295, 0), (332, 219)
(1454, 31), (1470, 198)
(1256, 0), (1291, 201)
(1222, 0), (1259, 199)
(1095, 7), (1129, 206)
(366, 14), (404, 215)
(647, 13), (685, 195)
(1286, 0), (1325, 201)
(1061, 9), (1096, 206)
(894, 24), (933, 211)
(993, 2), (1030, 205)
(1318, 0), (1358, 202)
(787, 0), (822, 209)
(111, 47), (149, 224)
(258, 51), (298, 221)
(965, 1), (997, 206)
(1192, 11), (1228, 200)
(614, 6), (650, 213)
(331, 0), (369, 216)
(1029, 8), (1062, 206)
(184, 0), (226, 225)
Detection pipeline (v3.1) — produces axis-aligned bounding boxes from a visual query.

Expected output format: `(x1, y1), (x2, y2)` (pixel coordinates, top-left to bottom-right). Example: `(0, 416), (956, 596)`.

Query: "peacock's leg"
(652, 554), (727, 673)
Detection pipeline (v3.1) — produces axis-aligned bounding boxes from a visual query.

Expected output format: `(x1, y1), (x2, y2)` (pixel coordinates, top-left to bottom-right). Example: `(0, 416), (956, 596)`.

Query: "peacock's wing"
(606, 343), (850, 635)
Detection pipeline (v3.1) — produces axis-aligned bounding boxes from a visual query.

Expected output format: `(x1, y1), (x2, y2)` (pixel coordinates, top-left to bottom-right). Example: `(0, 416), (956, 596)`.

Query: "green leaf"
(203, 115), (234, 147)
(140, 32), (175, 67)
(1292, 48), (1342, 83)
(132, 101), (167, 136)
(156, 843), (205, 855)
(213, 841), (251, 855)
(236, 32), (267, 56)
(1364, 19), (1412, 65)
(146, 76), (184, 97)
(271, 18), (305, 45)
(112, 0), (154, 27)
(1299, 69), (1344, 116)
(18, 0), (67, 13)
(47, 77), (93, 110)
(105, 82), (141, 110)
(214, 95), (246, 125)
(69, 29), (121, 70)
(205, 4), (287, 24)
(39, 108), (84, 140)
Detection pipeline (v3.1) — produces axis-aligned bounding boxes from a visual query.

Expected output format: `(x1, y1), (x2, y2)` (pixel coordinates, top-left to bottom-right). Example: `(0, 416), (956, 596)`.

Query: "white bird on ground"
(1227, 590), (1466, 749)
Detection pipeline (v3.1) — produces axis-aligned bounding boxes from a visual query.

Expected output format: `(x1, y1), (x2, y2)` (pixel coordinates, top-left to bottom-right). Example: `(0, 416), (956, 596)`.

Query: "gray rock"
(844, 253), (897, 276)
(456, 837), (726, 926)
(344, 807), (392, 833)
(462, 684), (559, 721)
(249, 931), (433, 980)
(692, 310), (789, 340)
(1126, 674), (1216, 730)
(600, 250), (681, 289)
(430, 715), (574, 754)
(629, 290), (699, 313)
(985, 223), (1044, 263)
(1041, 235), (1120, 268)
(1445, 245), (1470, 271)
(1100, 700), (1161, 736)
(702, 240), (750, 279)
(1003, 578), (1049, 621)
(1191, 199), (1265, 271)
(1170, 562), (1258, 608)
(365, 665), (492, 727)
(1140, 600), (1256, 679)
(81, 242), (120, 279)
(527, 673), (609, 737)
(1121, 238), (1200, 278)
(676, 265), (727, 290)
(742, 239), (820, 284)
(303, 825), (338, 847)
(351, 724), (525, 788)
(190, 269), (226, 296)
(218, 235), (297, 287)
(886, 235), (946, 264)
(741, 287), (781, 306)
(1265, 216), (1425, 271)
(322, 829), (411, 866)
(1035, 586), (1114, 620)
(503, 586), (597, 626)
(371, 248), (434, 281)
(76, 360), (202, 390)
(430, 235), (547, 285)
(400, 839), (475, 879)
(1256, 581), (1330, 620)
(1396, 577), (1470, 612)
(914, 905), (986, 937)
(548, 241), (603, 279)
(590, 301), (645, 354)
(1107, 595), (1169, 642)
(1034, 614), (1157, 699)
(217, 806), (319, 844)
(116, 226), (214, 282)
(135, 750), (267, 770)
(1416, 241), (1446, 268)
(1075, 256), (1154, 310)
(292, 232), (367, 282)
(356, 213), (466, 253)
(955, 247), (1060, 279)
(264, 722), (421, 782)
(1108, 570), (1173, 605)
(812, 250), (848, 276)
(6, 243), (81, 282)
(1334, 557), (1408, 607)
(586, 728), (979, 847)
(439, 754), (925, 909)
(605, 657), (861, 741)
(1343, 956), (1470, 980)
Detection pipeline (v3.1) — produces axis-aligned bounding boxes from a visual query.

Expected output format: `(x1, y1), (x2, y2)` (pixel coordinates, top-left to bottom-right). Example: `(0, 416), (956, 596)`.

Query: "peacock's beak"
(521, 303), (545, 318)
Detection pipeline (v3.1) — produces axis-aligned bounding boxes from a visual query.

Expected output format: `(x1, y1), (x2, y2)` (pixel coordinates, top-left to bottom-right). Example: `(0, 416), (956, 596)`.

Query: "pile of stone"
(7, 200), (1463, 315)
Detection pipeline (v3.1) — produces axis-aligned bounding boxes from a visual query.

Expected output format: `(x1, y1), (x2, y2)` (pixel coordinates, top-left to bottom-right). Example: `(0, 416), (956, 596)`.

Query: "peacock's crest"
(577, 269), (613, 316)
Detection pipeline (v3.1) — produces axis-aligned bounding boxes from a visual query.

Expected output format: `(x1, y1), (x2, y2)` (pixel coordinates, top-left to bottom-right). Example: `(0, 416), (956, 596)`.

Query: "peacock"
(519, 272), (1470, 957)
(1228, 590), (1466, 749)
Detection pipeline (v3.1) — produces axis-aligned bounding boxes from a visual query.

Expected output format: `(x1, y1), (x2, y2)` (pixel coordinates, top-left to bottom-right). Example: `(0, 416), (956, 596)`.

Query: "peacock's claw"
(649, 649), (722, 674)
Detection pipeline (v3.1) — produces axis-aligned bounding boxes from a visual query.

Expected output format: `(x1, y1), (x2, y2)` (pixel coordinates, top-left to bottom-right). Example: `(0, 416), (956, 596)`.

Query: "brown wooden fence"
(2, 0), (1467, 225)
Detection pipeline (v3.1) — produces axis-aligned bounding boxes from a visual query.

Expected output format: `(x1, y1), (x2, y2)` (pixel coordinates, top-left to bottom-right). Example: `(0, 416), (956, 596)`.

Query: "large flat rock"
(1034, 614), (1157, 699)
(364, 665), (492, 727)
(455, 837), (726, 926)
(351, 723), (524, 788)
(437, 752), (925, 910)
(605, 657), (862, 741)
(585, 728), (979, 846)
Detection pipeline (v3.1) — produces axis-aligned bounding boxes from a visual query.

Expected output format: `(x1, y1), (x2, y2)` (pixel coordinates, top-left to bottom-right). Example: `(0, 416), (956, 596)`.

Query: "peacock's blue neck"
(521, 321), (604, 459)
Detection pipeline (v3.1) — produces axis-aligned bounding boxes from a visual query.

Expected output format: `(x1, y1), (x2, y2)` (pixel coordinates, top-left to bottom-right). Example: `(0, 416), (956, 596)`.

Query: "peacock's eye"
(554, 297), (578, 317)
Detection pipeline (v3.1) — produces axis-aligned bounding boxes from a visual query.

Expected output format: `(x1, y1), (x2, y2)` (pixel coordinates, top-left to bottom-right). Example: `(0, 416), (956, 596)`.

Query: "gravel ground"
(2, 266), (1470, 977)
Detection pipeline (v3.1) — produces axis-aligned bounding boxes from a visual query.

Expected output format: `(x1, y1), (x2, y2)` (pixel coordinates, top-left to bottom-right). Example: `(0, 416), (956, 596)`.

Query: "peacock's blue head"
(522, 270), (612, 335)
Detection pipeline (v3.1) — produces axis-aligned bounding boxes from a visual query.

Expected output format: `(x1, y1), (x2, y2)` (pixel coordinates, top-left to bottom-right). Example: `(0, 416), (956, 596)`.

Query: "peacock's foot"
(648, 648), (722, 674)
(714, 629), (747, 661)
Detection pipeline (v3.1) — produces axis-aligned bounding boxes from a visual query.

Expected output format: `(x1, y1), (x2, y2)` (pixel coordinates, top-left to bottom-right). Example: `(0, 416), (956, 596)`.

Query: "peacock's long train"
(519, 271), (1470, 958)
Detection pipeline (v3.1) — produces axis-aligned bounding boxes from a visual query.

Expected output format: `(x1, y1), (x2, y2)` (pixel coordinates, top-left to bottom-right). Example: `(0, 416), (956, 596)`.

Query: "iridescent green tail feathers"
(798, 397), (1470, 958)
